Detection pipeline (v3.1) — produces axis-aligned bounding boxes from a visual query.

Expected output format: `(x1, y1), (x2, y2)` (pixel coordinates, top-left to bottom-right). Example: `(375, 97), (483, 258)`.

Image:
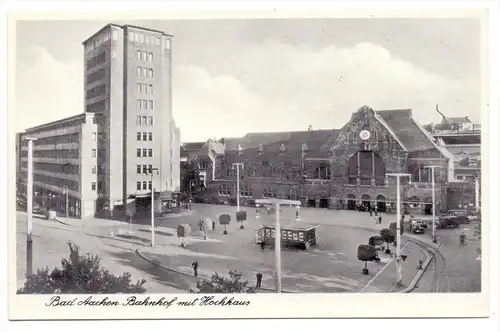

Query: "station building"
(190, 106), (466, 214)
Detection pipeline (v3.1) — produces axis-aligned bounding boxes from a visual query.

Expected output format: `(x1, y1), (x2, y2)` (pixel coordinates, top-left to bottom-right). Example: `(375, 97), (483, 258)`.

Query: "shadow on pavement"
(104, 248), (194, 293)
(138, 229), (174, 237)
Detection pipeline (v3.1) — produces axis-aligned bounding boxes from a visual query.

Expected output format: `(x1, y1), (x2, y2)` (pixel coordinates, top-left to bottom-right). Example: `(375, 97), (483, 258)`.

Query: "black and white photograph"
(7, 6), (493, 321)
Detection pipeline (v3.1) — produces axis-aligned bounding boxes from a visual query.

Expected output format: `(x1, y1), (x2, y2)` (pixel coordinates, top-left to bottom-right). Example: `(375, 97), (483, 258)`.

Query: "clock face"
(359, 130), (371, 140)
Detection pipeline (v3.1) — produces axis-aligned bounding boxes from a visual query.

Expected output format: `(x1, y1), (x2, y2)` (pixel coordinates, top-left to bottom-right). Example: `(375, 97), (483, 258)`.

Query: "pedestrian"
(192, 261), (198, 277)
(374, 207), (378, 216)
(418, 259), (423, 270)
(256, 272), (263, 288)
(459, 233), (467, 247)
(378, 215), (382, 224)
(369, 209), (373, 217)
(260, 241), (265, 251)
(296, 210), (299, 219)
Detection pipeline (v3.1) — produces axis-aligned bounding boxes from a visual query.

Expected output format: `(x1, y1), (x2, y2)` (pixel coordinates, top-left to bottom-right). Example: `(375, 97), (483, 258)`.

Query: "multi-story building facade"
(18, 113), (98, 218)
(16, 24), (180, 219)
(189, 106), (460, 215)
(82, 24), (179, 217)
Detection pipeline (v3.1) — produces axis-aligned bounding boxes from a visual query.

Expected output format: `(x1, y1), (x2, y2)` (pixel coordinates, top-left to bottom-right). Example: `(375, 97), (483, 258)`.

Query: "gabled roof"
(375, 109), (436, 152)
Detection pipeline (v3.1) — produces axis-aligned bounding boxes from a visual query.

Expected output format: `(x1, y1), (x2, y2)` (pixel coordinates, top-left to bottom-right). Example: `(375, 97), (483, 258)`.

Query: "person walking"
(192, 261), (198, 277)
(260, 240), (265, 251)
(256, 272), (263, 289)
(378, 215), (382, 225)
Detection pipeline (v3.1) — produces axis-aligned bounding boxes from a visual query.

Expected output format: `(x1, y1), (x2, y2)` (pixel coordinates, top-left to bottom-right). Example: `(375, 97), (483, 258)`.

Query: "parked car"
(436, 216), (460, 229)
(411, 224), (425, 234)
(445, 209), (470, 224)
(32, 203), (41, 214)
(410, 217), (428, 229)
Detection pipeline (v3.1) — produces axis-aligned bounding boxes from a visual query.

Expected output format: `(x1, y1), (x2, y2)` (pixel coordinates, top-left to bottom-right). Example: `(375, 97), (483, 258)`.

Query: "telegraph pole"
(149, 167), (159, 247)
(24, 137), (37, 277)
(425, 165), (441, 243)
(232, 163), (244, 212)
(387, 173), (411, 284)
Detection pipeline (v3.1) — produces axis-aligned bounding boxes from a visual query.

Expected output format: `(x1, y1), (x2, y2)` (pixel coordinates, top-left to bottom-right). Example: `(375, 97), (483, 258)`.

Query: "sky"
(14, 18), (481, 143)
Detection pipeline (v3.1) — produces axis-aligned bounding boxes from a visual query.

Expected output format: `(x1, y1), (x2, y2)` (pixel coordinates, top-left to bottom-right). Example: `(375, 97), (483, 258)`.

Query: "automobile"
(445, 209), (471, 224)
(32, 203), (41, 214)
(411, 224), (425, 234)
(436, 216), (460, 229)
(410, 217), (428, 229)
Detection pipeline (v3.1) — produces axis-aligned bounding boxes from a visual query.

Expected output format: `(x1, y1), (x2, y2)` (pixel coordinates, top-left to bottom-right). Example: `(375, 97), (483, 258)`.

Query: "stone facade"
(190, 106), (459, 215)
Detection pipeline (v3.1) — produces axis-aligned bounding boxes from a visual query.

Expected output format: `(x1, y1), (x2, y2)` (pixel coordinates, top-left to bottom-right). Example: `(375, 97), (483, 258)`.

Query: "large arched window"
(347, 151), (386, 186)
(315, 164), (331, 179)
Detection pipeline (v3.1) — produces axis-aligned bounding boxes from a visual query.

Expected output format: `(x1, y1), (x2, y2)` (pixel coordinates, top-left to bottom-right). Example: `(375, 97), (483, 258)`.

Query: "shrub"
(17, 242), (146, 294)
(380, 228), (396, 254)
(195, 269), (257, 293)
(228, 198), (237, 206)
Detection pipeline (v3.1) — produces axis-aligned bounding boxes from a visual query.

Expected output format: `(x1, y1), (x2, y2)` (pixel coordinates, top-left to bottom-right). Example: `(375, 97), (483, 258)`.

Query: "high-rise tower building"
(82, 24), (179, 217)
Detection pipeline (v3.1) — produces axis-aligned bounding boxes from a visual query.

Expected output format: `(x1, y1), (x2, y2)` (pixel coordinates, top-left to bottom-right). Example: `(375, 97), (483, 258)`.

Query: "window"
(145, 36), (149, 44)
(142, 116), (147, 125)
(137, 67), (141, 76)
(148, 68), (153, 77)
(137, 132), (141, 141)
(148, 165), (152, 173)
(92, 149), (96, 158)
(218, 185), (231, 196)
(137, 83), (141, 93)
(91, 165), (97, 174)
(137, 165), (141, 174)
(148, 116), (154, 126)
(135, 34), (140, 43)
(139, 34), (144, 43)
(148, 53), (153, 61)
(156, 36), (161, 45)
(137, 50), (141, 60)
(149, 100), (154, 110)
(142, 181), (148, 190)
(148, 84), (153, 93)
(137, 149), (141, 157)
(92, 132), (97, 141)
(142, 132), (147, 141)
(241, 185), (252, 197)
(136, 116), (141, 125)
(142, 51), (147, 61)
(137, 181), (141, 191)
(148, 149), (153, 157)
(143, 165), (148, 174)
(457, 175), (464, 180)
(91, 182), (96, 191)
(143, 148), (147, 157)
(141, 100), (147, 110)
(129, 32), (135, 41)
(142, 67), (147, 77)
(148, 133), (153, 141)
(148, 181), (152, 190)
(165, 39), (171, 50)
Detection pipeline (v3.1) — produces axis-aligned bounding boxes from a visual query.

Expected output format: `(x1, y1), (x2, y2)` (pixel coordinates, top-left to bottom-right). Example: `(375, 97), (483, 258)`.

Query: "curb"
(135, 247), (292, 294)
(399, 239), (442, 293)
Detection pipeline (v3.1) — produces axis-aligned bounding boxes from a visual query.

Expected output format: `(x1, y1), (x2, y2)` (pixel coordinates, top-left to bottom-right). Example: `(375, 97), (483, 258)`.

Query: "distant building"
(186, 106), (466, 214)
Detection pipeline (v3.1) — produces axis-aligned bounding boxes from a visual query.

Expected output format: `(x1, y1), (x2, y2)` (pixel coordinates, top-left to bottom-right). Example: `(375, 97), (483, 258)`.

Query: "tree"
(475, 214), (482, 256)
(357, 244), (378, 275)
(195, 269), (257, 293)
(17, 242), (146, 294)
(380, 228), (396, 254)
(180, 161), (200, 195)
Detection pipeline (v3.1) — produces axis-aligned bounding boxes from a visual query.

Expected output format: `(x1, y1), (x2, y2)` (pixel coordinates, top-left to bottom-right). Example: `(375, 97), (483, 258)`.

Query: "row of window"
(87, 68), (106, 85)
(217, 185), (299, 199)
(86, 84), (106, 100)
(137, 148), (153, 158)
(137, 67), (154, 78)
(137, 83), (153, 94)
(137, 132), (153, 141)
(136, 116), (154, 126)
(137, 164), (153, 174)
(129, 32), (161, 46)
(86, 99), (106, 113)
(137, 181), (153, 191)
(137, 99), (155, 110)
(86, 52), (106, 70)
(137, 50), (154, 62)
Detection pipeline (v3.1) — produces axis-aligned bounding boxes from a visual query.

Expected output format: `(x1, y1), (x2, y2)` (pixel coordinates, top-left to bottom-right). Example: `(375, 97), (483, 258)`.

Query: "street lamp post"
(255, 198), (301, 293)
(232, 163), (244, 212)
(24, 137), (37, 277)
(149, 167), (159, 247)
(424, 165), (442, 243)
(63, 185), (69, 222)
(387, 173), (411, 284)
